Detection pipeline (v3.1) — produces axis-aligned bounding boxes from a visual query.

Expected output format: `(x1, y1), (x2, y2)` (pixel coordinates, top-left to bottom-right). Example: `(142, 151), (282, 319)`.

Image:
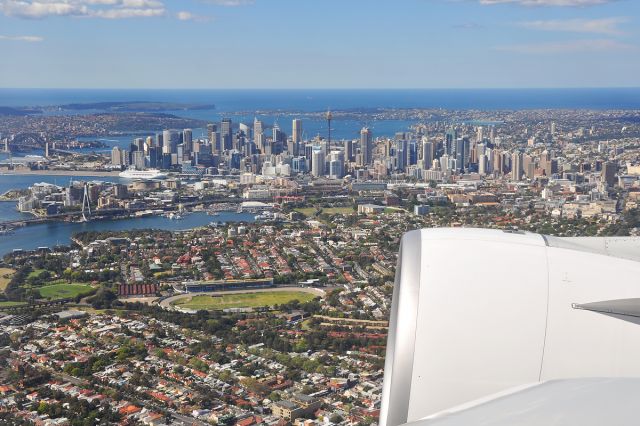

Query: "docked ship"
(118, 168), (167, 180)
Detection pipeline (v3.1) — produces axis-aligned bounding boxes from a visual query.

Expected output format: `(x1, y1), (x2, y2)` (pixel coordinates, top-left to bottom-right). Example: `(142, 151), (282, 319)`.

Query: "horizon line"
(2, 86), (640, 91)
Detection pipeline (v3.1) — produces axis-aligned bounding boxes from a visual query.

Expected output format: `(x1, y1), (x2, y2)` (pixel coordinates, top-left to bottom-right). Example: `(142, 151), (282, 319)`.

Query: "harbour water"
(0, 173), (255, 256)
(0, 210), (256, 256)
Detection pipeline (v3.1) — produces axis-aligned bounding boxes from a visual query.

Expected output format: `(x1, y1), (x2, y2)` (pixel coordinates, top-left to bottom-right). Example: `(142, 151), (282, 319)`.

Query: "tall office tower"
(229, 150), (242, 170)
(234, 130), (246, 152)
(221, 119), (233, 151)
(292, 119), (303, 144)
(476, 143), (485, 162)
(244, 141), (256, 157)
(145, 136), (153, 152)
(272, 123), (286, 154)
(440, 154), (450, 172)
(291, 156), (307, 174)
(176, 144), (185, 165)
(344, 139), (354, 162)
(395, 139), (407, 171)
(44, 141), (49, 158)
(422, 140), (435, 170)
(445, 128), (457, 155)
(254, 118), (265, 151)
(111, 146), (122, 166)
(328, 151), (345, 179)
(602, 161), (617, 187)
(287, 138), (298, 157)
(523, 154), (535, 179)
(511, 151), (523, 181)
(489, 126), (496, 144)
(485, 148), (493, 173)
(207, 123), (217, 143)
(455, 137), (469, 172)
(311, 148), (326, 177)
(551, 122), (557, 135)
(494, 149), (503, 175)
(132, 150), (145, 170)
(304, 143), (314, 161)
(183, 129), (193, 154)
(134, 138), (145, 152)
(540, 150), (550, 173)
(326, 110), (332, 148)
(360, 127), (373, 166)
(156, 132), (163, 148)
(479, 154), (487, 175)
(263, 139), (273, 156)
(163, 130), (179, 154)
(239, 123), (251, 140)
(148, 146), (160, 168)
(476, 126), (484, 142)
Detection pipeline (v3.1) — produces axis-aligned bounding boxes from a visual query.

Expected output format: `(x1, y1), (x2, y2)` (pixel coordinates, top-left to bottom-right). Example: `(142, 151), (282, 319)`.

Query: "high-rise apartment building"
(360, 127), (373, 166)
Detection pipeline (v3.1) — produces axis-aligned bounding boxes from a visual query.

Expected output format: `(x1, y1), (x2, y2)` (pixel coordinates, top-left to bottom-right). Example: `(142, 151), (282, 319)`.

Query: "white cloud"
(0, 0), (169, 19)
(0, 34), (43, 41)
(518, 17), (628, 35)
(496, 38), (634, 53)
(176, 10), (210, 22)
(480, 0), (616, 6)
(201, 0), (254, 6)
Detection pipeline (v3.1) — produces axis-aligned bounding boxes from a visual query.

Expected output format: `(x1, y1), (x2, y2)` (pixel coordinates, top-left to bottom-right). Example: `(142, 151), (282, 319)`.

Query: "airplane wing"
(406, 378), (640, 426)
(380, 228), (640, 426)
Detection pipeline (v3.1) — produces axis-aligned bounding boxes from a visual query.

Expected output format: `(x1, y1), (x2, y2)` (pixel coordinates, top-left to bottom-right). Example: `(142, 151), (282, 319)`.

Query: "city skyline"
(0, 0), (639, 89)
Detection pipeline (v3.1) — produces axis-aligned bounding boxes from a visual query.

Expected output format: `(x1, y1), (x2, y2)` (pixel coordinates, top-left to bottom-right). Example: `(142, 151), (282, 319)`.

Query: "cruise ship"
(118, 168), (167, 180)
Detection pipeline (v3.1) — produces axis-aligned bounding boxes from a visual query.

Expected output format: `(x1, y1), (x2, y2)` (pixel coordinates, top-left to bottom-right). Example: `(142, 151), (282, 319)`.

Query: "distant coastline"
(3, 88), (640, 110)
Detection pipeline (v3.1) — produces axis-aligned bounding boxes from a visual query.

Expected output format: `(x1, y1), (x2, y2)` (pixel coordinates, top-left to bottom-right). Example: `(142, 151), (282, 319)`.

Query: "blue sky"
(0, 0), (638, 88)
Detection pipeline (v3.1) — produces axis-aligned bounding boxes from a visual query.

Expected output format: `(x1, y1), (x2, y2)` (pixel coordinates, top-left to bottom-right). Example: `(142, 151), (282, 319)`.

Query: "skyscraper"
(254, 118), (265, 152)
(328, 151), (345, 179)
(292, 119), (303, 144)
(239, 123), (251, 140)
(221, 119), (233, 151)
(207, 123), (217, 143)
(455, 137), (469, 172)
(163, 130), (179, 154)
(111, 146), (122, 166)
(183, 129), (193, 154)
(326, 110), (332, 148)
(360, 127), (373, 166)
(602, 161), (617, 187)
(311, 148), (325, 177)
(511, 151), (523, 181)
(445, 128), (457, 155)
(422, 139), (435, 170)
(344, 139), (354, 162)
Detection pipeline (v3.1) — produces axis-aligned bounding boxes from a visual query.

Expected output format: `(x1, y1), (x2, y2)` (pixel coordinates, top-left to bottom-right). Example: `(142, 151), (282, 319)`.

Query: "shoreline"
(0, 169), (121, 177)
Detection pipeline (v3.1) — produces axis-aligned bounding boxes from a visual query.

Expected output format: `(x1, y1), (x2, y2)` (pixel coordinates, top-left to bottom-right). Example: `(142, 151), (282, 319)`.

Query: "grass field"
(295, 207), (354, 217)
(294, 207), (318, 218)
(0, 268), (15, 292)
(28, 269), (47, 279)
(173, 291), (316, 310)
(38, 283), (96, 300)
(322, 207), (355, 215)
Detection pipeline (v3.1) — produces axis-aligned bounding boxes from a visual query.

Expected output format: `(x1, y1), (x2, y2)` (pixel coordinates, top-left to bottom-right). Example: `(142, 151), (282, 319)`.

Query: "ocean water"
(2, 88), (640, 110)
(2, 88), (639, 144)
